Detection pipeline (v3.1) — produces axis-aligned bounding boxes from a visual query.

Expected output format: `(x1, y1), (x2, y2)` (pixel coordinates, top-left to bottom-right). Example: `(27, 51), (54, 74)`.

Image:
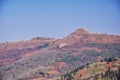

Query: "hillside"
(0, 28), (120, 80)
(0, 38), (55, 67)
(62, 57), (120, 80)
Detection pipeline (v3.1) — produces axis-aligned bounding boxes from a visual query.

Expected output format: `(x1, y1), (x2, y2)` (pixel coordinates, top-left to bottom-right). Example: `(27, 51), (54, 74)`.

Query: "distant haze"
(0, 0), (120, 42)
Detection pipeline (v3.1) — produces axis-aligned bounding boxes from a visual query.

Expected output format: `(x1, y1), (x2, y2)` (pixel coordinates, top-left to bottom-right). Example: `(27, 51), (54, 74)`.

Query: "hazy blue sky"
(0, 0), (120, 42)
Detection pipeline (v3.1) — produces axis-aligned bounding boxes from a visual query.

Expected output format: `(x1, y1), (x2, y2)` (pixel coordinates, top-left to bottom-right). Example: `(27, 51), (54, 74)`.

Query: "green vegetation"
(61, 57), (120, 80)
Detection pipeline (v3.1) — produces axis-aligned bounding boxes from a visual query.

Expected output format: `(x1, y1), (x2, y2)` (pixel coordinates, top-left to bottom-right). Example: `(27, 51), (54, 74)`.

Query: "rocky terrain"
(0, 28), (120, 80)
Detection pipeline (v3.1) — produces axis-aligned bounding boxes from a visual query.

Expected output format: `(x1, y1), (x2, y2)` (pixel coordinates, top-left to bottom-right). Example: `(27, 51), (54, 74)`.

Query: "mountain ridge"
(0, 28), (120, 80)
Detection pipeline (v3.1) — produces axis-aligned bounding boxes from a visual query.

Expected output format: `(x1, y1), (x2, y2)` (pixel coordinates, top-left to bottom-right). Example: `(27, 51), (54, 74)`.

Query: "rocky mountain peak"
(66, 28), (89, 39)
(73, 28), (89, 35)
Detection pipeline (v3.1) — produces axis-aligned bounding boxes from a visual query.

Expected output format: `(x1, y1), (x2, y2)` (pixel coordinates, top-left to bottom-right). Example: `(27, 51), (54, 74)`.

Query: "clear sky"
(0, 0), (120, 42)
